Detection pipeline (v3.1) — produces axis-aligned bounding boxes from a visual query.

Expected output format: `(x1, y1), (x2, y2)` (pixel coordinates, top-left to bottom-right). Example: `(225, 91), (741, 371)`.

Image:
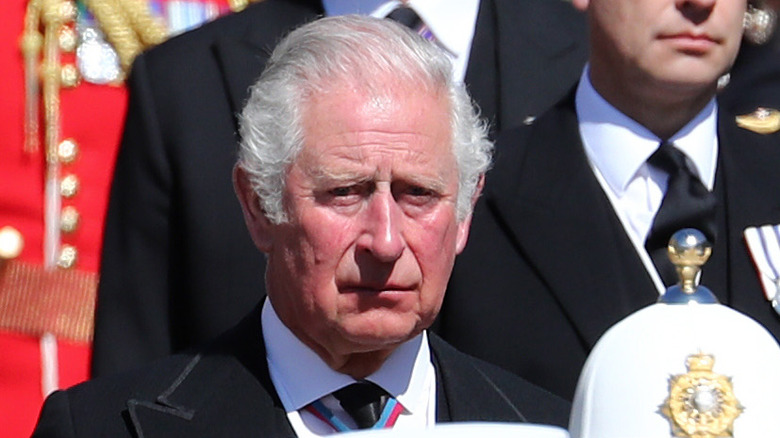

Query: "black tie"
(386, 6), (423, 30)
(333, 381), (389, 429)
(644, 142), (717, 286)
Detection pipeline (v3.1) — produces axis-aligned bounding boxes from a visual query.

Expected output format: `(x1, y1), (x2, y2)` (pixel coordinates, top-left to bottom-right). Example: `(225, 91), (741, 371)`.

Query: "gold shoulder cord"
(20, 0), (43, 155)
(20, 0), (167, 153)
(21, 0), (264, 154)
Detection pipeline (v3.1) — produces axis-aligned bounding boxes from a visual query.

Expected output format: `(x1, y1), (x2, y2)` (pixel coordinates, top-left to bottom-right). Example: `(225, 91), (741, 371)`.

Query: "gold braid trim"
(40, 0), (68, 166)
(21, 0), (173, 158)
(20, 0), (43, 154)
(84, 0), (142, 75)
(39, 0), (72, 268)
(20, 0), (161, 156)
(0, 260), (97, 343)
(115, 0), (167, 47)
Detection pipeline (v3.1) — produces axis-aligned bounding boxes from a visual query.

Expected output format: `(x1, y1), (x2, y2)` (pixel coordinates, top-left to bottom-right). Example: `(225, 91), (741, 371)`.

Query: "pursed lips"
(658, 30), (720, 53)
(338, 283), (417, 294)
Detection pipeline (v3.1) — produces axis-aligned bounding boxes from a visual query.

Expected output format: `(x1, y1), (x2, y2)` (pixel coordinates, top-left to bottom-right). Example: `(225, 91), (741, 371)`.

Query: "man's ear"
(455, 174), (485, 254)
(233, 165), (274, 253)
(571, 0), (589, 12)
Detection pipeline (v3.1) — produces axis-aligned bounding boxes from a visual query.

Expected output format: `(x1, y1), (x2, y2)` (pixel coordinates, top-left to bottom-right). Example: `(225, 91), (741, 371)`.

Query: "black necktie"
(644, 142), (717, 286)
(333, 381), (389, 429)
(386, 6), (423, 30)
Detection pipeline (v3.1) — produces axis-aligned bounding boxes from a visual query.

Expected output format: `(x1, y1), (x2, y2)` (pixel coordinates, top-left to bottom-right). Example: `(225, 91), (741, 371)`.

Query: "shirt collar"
(262, 299), (432, 414)
(576, 65), (719, 195)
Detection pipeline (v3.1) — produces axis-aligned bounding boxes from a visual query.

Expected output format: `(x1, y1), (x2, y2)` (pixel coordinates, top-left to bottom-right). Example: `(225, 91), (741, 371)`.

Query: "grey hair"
(237, 15), (492, 223)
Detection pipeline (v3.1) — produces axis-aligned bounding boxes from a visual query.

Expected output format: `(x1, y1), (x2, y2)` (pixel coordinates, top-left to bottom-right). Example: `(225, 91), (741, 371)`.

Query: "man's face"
(261, 82), (471, 362)
(579, 0), (746, 95)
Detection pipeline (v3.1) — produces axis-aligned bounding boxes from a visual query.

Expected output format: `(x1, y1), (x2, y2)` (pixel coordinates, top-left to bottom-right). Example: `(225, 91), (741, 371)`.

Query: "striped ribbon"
(744, 224), (780, 316)
(304, 397), (403, 432)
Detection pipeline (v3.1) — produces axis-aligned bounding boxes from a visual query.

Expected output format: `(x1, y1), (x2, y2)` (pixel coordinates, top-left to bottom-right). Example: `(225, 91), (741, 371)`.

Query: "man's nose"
(677, 0), (716, 23)
(360, 190), (405, 262)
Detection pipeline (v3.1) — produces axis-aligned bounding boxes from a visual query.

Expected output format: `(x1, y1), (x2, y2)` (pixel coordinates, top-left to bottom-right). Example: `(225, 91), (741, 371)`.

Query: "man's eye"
(330, 186), (355, 197)
(407, 186), (432, 197)
(398, 186), (439, 208)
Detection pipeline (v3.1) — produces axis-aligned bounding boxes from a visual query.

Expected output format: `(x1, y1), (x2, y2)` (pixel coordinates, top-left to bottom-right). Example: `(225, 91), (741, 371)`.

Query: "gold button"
(59, 1), (77, 22)
(0, 226), (24, 260)
(60, 206), (80, 233)
(60, 174), (80, 198)
(42, 0), (75, 25)
(57, 245), (77, 269)
(61, 64), (80, 88)
(58, 138), (78, 164)
(59, 26), (77, 52)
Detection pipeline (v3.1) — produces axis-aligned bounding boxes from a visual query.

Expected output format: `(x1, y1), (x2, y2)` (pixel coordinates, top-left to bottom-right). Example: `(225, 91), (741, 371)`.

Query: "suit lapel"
(127, 308), (296, 437)
(212, 38), (272, 121)
(464, 0), (498, 134)
(211, 0), (323, 128)
(492, 0), (588, 129)
(430, 334), (527, 423)
(486, 95), (657, 347)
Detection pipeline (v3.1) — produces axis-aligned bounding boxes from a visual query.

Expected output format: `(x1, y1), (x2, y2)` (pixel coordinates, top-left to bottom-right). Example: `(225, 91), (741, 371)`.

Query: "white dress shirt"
(323, 0), (480, 83)
(262, 300), (437, 436)
(575, 66), (719, 294)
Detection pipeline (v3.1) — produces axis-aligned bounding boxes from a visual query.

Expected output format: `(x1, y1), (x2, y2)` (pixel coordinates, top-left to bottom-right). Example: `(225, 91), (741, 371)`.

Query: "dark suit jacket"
(92, 0), (588, 376)
(720, 31), (780, 115)
(439, 90), (780, 401)
(36, 307), (569, 437)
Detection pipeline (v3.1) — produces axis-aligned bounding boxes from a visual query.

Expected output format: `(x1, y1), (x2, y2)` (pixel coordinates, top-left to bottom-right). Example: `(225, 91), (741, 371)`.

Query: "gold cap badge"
(661, 353), (743, 438)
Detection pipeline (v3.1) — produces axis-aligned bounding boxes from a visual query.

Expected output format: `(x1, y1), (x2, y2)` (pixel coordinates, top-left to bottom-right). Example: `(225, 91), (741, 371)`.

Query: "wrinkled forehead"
(294, 81), (456, 177)
(300, 69), (446, 108)
(300, 77), (452, 141)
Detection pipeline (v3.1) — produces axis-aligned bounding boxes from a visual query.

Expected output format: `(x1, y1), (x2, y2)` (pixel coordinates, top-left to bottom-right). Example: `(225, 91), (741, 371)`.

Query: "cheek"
(411, 212), (461, 281)
(295, 210), (361, 298)
(299, 208), (357, 260)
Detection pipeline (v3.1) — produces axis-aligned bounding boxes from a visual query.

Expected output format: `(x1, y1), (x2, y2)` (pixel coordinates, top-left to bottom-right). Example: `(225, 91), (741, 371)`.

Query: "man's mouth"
(659, 32), (719, 54)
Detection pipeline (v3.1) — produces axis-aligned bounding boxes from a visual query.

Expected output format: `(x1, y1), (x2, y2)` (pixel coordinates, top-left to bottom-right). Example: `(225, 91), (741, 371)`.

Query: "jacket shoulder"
(33, 353), (200, 437)
(140, 0), (323, 67)
(429, 333), (570, 428)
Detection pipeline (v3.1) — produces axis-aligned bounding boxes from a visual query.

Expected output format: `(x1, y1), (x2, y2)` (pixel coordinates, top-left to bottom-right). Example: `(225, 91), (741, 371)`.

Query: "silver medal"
(76, 25), (121, 84)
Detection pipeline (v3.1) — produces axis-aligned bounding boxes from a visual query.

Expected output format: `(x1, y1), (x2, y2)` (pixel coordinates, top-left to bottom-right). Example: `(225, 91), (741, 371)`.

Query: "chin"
(661, 59), (729, 85)
(338, 314), (425, 350)
(650, 71), (720, 98)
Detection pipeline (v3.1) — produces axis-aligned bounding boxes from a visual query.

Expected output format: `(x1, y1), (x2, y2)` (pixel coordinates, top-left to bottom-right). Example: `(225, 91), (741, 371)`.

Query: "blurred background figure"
(0, 1), (257, 435)
(91, 0), (588, 378)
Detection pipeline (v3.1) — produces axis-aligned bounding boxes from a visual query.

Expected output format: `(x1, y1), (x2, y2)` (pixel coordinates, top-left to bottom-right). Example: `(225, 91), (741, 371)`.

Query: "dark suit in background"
(720, 23), (780, 115)
(92, 0), (588, 376)
(440, 92), (780, 401)
(36, 308), (570, 437)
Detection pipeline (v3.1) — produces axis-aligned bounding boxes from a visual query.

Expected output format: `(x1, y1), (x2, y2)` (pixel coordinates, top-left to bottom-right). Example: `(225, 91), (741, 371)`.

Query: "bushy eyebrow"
(396, 172), (448, 194)
(308, 168), (373, 187)
(308, 167), (449, 194)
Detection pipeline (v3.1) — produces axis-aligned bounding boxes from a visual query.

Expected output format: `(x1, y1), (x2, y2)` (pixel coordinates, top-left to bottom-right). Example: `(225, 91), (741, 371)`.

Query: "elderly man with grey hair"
(32, 16), (568, 437)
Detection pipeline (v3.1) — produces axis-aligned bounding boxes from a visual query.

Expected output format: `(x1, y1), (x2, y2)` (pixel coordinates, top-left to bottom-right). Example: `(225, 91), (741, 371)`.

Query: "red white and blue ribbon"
(744, 224), (780, 316)
(304, 397), (404, 432)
